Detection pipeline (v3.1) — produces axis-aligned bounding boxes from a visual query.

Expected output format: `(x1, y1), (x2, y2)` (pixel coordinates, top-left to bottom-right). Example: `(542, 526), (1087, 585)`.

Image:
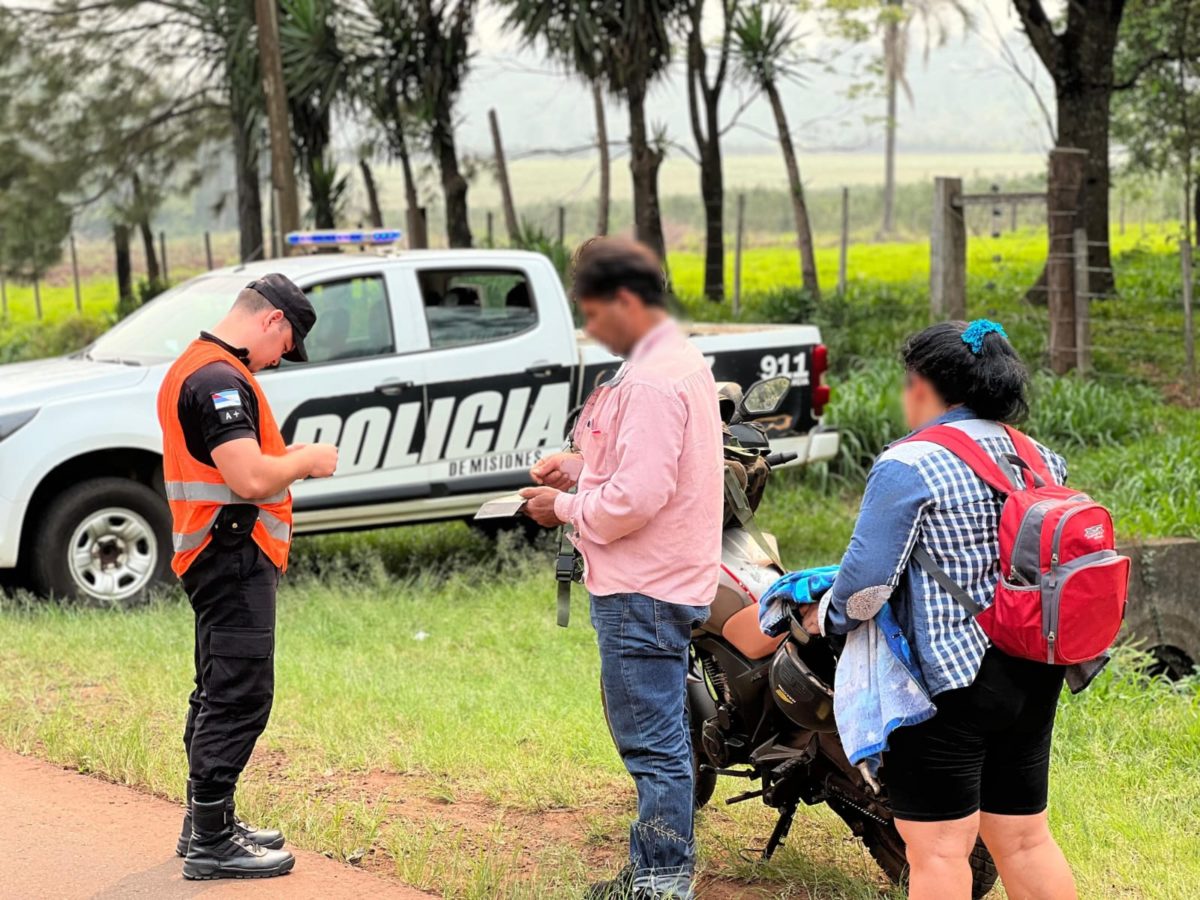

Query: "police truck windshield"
(87, 275), (253, 364)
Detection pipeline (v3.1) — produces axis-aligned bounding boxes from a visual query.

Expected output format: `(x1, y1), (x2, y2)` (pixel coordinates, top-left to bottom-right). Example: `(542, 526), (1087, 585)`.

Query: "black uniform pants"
(181, 506), (279, 804)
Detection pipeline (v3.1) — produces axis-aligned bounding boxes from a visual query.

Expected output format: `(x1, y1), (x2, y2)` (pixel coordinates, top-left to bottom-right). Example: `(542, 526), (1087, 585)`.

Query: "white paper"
(473, 492), (528, 520)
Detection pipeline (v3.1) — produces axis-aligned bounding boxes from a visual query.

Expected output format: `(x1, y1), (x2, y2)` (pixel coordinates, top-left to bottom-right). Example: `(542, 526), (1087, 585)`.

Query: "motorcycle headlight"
(0, 408), (39, 443)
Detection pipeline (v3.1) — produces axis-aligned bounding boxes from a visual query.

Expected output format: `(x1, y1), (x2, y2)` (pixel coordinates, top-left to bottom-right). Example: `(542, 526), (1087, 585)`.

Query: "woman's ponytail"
(902, 320), (1030, 423)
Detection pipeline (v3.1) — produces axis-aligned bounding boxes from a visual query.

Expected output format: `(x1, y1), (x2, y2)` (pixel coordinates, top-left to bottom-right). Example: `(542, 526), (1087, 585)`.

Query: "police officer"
(156, 273), (338, 880)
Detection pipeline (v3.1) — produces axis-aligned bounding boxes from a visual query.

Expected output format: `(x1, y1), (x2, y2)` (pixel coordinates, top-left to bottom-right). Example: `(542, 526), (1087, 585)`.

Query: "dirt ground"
(0, 748), (435, 900)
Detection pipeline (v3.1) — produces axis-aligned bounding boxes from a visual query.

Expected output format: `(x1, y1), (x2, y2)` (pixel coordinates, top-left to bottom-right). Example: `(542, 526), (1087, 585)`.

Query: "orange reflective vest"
(156, 339), (293, 577)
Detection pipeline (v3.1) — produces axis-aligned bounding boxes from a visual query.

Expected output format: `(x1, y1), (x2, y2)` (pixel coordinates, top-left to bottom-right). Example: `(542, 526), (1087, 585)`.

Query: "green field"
(1, 225), (1198, 898)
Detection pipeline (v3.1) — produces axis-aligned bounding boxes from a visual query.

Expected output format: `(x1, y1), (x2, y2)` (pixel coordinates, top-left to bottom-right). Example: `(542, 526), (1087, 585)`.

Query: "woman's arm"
(816, 457), (933, 635)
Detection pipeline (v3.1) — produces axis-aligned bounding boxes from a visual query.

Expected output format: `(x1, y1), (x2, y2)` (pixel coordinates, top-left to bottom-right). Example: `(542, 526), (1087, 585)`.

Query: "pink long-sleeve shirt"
(553, 319), (724, 607)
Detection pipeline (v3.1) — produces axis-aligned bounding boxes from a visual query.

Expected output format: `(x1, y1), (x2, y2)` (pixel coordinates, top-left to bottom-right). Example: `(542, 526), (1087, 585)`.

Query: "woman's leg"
(979, 811), (1077, 900)
(895, 813), (981, 900)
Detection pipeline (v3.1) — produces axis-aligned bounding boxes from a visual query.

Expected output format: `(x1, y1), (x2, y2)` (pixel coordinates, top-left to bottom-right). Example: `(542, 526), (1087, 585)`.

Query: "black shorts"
(883, 646), (1066, 822)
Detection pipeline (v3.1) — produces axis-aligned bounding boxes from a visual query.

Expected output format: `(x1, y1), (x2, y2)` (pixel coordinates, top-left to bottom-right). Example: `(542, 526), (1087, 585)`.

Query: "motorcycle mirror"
(738, 376), (791, 419)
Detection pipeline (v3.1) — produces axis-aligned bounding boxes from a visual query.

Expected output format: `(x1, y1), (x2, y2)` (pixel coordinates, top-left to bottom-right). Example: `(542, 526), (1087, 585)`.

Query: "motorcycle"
(683, 375), (998, 897)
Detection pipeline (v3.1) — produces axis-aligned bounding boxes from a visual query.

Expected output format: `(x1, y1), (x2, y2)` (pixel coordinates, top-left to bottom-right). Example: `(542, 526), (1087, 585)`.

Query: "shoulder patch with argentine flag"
(211, 389), (242, 411)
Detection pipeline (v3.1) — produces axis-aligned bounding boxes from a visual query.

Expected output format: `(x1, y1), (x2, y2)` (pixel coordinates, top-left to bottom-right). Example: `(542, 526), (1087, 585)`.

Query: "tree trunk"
(131, 173), (160, 284)
(255, 0), (301, 251)
(308, 157), (337, 230)
(593, 81), (610, 237)
(766, 81), (820, 298)
(432, 114), (472, 248)
(360, 159), (384, 227)
(114, 224), (132, 304)
(232, 117), (265, 262)
(628, 84), (666, 259)
(393, 127), (427, 249)
(1185, 180), (1195, 247)
(697, 115), (724, 302)
(687, 14), (726, 303)
(882, 10), (900, 237)
(1015, 0), (1123, 297)
(489, 109), (520, 244)
(138, 215), (159, 283)
(1056, 78), (1115, 294)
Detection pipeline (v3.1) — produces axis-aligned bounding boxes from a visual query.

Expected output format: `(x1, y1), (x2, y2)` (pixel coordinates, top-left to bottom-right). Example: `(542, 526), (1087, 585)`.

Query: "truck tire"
(29, 477), (173, 605)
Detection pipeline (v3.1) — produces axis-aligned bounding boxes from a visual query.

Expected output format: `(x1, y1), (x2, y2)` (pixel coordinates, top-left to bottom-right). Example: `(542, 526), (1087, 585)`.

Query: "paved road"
(0, 749), (432, 900)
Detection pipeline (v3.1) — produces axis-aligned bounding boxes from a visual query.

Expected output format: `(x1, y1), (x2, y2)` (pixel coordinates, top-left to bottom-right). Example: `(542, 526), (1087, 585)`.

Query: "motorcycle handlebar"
(764, 451), (799, 469)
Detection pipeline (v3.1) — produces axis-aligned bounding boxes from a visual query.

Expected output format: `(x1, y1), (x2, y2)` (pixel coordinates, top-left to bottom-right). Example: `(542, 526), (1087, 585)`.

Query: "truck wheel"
(29, 477), (173, 605)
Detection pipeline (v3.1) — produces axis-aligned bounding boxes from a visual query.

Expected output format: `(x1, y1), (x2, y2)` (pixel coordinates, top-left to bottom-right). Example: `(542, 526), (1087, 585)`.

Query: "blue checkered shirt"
(822, 408), (1067, 697)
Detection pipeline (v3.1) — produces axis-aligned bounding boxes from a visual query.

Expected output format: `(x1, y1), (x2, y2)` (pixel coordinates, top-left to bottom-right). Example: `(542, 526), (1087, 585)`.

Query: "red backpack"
(903, 424), (1130, 665)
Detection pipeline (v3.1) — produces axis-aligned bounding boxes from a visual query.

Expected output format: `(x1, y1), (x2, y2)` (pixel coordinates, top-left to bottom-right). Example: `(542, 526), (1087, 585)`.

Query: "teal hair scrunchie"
(961, 319), (1008, 355)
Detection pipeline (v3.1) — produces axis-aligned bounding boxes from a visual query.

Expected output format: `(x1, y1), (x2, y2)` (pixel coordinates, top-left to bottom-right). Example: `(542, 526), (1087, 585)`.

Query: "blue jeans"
(591, 592), (711, 899)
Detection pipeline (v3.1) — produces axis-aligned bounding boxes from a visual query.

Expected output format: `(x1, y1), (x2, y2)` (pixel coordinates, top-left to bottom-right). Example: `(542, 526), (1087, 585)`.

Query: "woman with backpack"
(801, 320), (1124, 900)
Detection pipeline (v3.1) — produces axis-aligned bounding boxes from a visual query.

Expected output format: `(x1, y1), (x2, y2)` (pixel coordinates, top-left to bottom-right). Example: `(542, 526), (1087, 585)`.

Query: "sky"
(367, 0), (1061, 160)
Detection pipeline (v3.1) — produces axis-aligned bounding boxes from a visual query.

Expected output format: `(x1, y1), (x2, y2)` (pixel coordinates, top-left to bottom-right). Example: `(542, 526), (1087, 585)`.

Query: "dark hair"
(234, 287), (274, 313)
(902, 321), (1030, 423)
(569, 237), (667, 308)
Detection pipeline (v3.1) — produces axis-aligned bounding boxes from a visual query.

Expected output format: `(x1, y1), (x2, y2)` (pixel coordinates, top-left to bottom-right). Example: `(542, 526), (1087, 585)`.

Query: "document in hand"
(473, 493), (529, 519)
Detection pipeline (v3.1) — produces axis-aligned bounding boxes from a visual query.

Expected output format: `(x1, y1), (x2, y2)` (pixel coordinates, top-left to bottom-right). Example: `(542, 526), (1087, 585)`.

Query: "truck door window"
(280, 275), (394, 367)
(418, 269), (536, 350)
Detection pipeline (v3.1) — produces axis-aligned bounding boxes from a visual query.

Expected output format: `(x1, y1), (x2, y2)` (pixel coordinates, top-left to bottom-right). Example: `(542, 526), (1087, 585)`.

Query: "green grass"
(0, 516), (1197, 898)
(1, 222), (1198, 896)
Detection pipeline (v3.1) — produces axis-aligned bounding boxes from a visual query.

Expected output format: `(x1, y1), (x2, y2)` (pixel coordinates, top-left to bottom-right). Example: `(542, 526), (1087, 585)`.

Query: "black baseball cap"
(246, 274), (316, 362)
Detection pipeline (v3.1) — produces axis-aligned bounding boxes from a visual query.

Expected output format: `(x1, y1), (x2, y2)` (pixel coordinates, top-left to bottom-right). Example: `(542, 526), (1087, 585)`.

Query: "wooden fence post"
(1073, 227), (1091, 376)
(204, 231), (214, 270)
(1047, 148), (1087, 374)
(1182, 240), (1196, 385)
(159, 231), (169, 282)
(70, 234), (82, 312)
(486, 211), (494, 247)
(557, 206), (565, 246)
(838, 187), (849, 296)
(930, 176), (966, 320)
(733, 193), (745, 317)
(33, 272), (42, 320)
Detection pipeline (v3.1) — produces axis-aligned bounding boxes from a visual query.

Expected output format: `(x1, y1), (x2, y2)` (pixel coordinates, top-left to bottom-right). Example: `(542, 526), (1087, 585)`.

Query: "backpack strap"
(911, 545), (984, 617)
(1002, 425), (1054, 483)
(900, 424), (1016, 495)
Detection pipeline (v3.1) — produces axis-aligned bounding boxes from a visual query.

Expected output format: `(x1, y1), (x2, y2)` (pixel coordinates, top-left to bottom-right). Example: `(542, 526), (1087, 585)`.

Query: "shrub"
(0, 315), (111, 364)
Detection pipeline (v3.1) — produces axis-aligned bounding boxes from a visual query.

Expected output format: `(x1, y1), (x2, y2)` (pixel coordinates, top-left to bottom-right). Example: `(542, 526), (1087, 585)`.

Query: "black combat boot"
(176, 780), (286, 856)
(182, 797), (295, 880)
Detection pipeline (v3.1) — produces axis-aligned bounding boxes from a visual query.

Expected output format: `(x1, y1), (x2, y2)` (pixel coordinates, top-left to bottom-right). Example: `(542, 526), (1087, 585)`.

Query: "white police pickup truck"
(0, 244), (838, 602)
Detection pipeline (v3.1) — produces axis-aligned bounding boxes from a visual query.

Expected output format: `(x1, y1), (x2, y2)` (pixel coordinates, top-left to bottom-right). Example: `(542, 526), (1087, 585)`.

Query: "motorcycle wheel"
(855, 817), (999, 900)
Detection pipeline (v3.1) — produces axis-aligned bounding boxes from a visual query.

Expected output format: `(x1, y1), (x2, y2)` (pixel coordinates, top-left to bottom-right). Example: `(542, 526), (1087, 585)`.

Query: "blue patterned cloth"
(758, 566), (840, 636)
(816, 408), (1067, 696)
(834, 603), (936, 777)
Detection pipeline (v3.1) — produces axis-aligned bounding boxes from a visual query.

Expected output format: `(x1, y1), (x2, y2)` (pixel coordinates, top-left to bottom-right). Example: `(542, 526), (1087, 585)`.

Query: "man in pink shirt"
(521, 238), (723, 900)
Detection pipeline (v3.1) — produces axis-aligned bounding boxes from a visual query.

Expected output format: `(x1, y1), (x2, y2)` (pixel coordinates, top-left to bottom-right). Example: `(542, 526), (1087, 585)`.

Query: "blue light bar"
(285, 229), (404, 247)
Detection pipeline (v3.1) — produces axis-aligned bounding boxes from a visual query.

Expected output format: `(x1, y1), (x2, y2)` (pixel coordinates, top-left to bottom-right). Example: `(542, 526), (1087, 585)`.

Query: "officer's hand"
(519, 486), (564, 527)
(307, 443), (339, 478)
(531, 452), (582, 491)
(287, 443), (308, 453)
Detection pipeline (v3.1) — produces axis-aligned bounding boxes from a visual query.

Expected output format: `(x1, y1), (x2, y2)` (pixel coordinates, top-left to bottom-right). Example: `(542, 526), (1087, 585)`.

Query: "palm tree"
(500, 0), (612, 236)
(734, 2), (819, 298)
(501, 0), (684, 258)
(879, 0), (971, 237)
(280, 0), (349, 230)
(685, 0), (736, 301)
